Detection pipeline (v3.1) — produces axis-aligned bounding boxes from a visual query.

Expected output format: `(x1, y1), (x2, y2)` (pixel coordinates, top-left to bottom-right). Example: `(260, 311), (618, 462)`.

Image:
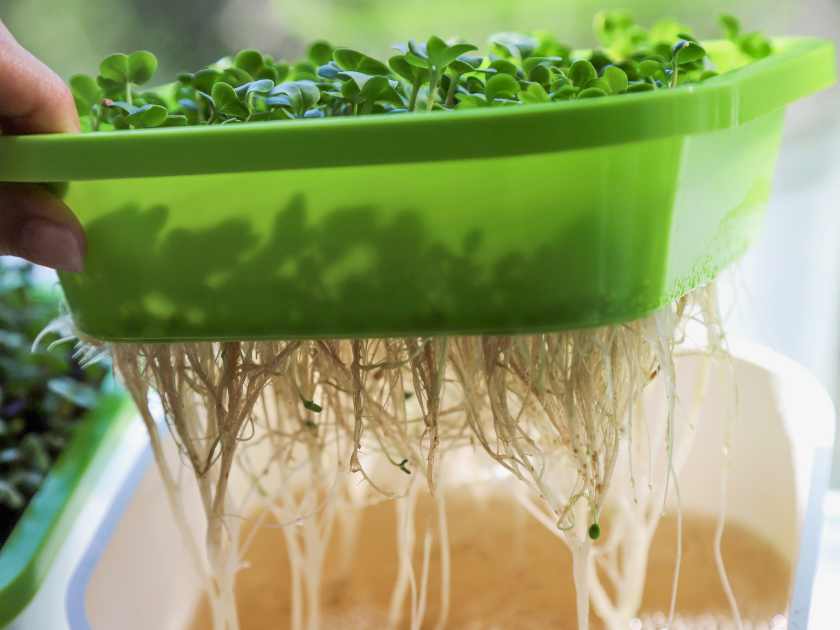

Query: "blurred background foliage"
(0, 0), (817, 82)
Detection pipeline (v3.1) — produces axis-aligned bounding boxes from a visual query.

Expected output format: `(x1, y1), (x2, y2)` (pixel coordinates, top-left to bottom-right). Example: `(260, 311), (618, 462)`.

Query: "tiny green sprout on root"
(556, 491), (600, 540)
(69, 10), (773, 132)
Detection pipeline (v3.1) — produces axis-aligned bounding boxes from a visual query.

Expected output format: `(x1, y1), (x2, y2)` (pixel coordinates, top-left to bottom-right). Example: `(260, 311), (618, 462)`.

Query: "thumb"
(0, 183), (86, 272)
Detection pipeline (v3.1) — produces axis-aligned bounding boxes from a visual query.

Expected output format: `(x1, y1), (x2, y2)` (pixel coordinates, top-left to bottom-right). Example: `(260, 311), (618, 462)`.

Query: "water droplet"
(648, 484), (653, 492)
(630, 479), (635, 488)
(295, 518), (304, 527)
(629, 619), (643, 630)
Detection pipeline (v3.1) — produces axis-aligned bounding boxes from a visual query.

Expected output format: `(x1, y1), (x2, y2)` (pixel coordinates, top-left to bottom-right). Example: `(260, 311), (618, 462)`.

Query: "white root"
(65, 282), (734, 630)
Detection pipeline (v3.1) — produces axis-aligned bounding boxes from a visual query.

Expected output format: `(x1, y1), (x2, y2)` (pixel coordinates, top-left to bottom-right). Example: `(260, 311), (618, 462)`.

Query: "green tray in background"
(0, 37), (834, 342)
(0, 391), (135, 628)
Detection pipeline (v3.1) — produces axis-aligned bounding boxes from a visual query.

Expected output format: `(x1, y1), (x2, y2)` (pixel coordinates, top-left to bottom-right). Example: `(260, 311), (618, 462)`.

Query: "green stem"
(370, 425), (411, 474)
(196, 89), (205, 123)
(246, 93), (255, 121)
(444, 71), (463, 109)
(426, 68), (439, 112)
(123, 81), (136, 129)
(408, 74), (421, 113)
(362, 98), (375, 116)
(125, 82), (136, 130)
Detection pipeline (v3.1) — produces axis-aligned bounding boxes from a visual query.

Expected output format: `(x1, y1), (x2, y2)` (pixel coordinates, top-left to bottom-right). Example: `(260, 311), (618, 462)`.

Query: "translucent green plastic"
(0, 38), (834, 341)
(0, 393), (134, 628)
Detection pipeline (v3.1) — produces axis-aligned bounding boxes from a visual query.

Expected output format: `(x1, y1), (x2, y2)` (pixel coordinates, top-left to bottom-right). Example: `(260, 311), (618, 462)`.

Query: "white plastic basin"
(66, 339), (836, 630)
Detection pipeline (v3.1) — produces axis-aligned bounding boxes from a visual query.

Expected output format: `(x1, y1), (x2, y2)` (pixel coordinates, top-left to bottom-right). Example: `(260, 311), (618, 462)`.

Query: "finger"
(0, 183), (86, 272)
(0, 18), (80, 135)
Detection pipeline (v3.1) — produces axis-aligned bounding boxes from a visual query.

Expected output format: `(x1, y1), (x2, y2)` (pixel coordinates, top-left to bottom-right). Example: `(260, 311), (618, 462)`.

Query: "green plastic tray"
(0, 37), (834, 342)
(0, 392), (135, 628)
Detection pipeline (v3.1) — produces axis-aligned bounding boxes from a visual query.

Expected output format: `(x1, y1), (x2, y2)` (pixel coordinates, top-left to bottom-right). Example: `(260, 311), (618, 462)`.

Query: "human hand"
(0, 18), (86, 272)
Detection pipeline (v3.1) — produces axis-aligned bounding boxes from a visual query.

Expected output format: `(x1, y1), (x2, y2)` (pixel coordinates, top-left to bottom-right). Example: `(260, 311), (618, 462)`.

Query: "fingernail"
(20, 218), (84, 272)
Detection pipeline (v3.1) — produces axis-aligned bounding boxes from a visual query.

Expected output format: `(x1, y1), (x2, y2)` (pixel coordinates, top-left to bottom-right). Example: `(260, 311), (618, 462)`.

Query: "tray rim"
(0, 37), (834, 183)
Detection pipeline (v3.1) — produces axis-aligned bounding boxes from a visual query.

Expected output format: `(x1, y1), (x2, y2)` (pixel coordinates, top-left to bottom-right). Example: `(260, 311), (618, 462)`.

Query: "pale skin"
(0, 17), (86, 272)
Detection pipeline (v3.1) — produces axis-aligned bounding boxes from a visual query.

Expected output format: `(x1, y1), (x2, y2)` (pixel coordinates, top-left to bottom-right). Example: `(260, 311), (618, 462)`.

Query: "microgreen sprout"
(299, 395), (323, 413)
(405, 36), (479, 111)
(69, 11), (767, 132)
(671, 37), (706, 88)
(369, 425), (412, 475)
(97, 51), (157, 106)
(717, 12), (773, 60)
(556, 492), (601, 541)
(443, 54), (483, 108)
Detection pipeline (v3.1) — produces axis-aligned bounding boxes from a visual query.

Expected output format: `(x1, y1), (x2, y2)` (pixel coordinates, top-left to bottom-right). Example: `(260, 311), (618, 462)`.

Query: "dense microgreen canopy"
(68, 11), (773, 132)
